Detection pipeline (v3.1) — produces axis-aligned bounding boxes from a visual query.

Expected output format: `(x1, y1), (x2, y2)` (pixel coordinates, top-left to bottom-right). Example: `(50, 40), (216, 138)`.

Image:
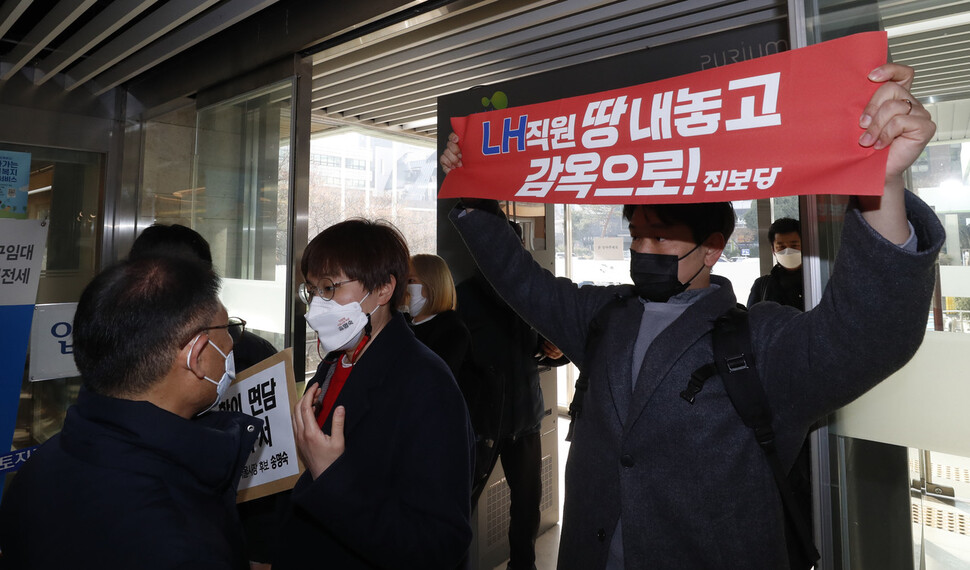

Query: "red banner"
(439, 32), (889, 205)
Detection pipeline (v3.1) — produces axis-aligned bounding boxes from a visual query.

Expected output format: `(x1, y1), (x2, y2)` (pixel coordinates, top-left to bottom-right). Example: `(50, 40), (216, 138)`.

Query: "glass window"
(920, 142), (970, 332)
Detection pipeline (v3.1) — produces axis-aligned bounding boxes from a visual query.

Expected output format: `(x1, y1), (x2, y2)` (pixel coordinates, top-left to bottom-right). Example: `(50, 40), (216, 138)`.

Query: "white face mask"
(188, 335), (235, 415)
(305, 292), (374, 354)
(407, 283), (427, 318)
(774, 248), (802, 270)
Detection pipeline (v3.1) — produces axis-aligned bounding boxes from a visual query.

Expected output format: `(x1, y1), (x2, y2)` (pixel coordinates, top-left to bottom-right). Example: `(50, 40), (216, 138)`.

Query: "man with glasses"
(0, 254), (261, 569)
(128, 223), (280, 569)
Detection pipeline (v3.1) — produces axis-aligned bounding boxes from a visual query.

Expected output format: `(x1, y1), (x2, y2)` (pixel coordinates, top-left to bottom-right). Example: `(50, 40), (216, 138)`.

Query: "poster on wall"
(0, 218), (48, 497)
(223, 347), (305, 502)
(0, 150), (31, 219)
(29, 303), (80, 381)
(438, 32), (889, 206)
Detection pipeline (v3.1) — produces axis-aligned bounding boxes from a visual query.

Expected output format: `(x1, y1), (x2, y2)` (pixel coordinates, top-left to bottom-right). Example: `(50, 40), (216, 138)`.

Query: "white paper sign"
(222, 348), (304, 502)
(593, 236), (625, 260)
(29, 303), (80, 381)
(0, 219), (47, 306)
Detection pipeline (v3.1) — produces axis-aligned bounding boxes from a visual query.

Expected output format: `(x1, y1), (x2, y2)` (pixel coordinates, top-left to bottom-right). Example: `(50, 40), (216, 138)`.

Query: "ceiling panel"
(0, 0), (281, 93)
(309, 0), (790, 137)
(881, 0), (970, 141)
(0, 0), (967, 143)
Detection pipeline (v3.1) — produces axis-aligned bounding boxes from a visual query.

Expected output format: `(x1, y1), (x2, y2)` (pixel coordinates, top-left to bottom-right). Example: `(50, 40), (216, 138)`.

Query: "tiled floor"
(492, 415), (570, 570)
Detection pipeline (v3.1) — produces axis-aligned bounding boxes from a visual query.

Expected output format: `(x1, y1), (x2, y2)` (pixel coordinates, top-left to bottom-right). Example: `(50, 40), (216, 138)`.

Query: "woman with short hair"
(276, 219), (474, 570)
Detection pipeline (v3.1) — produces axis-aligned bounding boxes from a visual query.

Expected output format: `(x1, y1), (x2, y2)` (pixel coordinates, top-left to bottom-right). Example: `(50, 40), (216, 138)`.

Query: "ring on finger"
(901, 98), (913, 115)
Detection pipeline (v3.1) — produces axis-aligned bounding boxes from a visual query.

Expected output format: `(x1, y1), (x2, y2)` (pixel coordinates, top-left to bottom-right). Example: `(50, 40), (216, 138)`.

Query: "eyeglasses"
(299, 278), (356, 305)
(186, 316), (247, 345)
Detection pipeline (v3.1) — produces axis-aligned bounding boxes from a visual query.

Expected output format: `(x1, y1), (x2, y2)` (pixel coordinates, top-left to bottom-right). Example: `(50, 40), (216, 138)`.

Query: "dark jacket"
(234, 329), (279, 371)
(0, 388), (261, 570)
(748, 263), (805, 310)
(451, 192), (943, 569)
(457, 272), (546, 438)
(274, 312), (474, 570)
(411, 309), (472, 379)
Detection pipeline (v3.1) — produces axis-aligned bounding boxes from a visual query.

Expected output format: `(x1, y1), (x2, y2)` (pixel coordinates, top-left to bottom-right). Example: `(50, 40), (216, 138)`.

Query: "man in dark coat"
(457, 267), (567, 570)
(440, 64), (943, 568)
(0, 254), (260, 569)
(129, 222), (282, 567)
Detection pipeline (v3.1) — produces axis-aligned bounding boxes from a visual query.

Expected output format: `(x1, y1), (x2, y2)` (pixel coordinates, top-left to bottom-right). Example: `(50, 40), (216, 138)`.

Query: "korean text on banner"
(221, 348), (305, 502)
(439, 32), (889, 205)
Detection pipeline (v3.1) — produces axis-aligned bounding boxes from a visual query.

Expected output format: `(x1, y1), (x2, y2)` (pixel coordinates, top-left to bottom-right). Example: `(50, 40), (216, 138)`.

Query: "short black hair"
(301, 219), (410, 309)
(768, 217), (801, 244)
(622, 202), (736, 244)
(130, 224), (213, 267)
(73, 255), (221, 397)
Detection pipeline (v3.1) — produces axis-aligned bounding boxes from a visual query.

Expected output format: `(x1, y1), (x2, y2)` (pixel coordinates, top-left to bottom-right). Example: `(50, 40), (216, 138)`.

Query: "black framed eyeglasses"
(225, 317), (246, 343)
(186, 316), (247, 345)
(299, 278), (356, 305)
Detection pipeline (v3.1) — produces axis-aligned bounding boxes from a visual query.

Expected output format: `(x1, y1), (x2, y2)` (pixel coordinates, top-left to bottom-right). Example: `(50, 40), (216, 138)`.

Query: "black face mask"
(630, 244), (704, 302)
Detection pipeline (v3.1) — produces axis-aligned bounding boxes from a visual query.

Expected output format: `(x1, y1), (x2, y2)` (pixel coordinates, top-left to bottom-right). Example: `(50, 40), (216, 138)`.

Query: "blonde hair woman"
(407, 253), (471, 377)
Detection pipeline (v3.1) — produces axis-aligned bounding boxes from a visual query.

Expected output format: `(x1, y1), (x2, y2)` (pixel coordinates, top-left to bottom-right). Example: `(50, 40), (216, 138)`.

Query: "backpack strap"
(714, 305), (819, 566)
(566, 293), (627, 442)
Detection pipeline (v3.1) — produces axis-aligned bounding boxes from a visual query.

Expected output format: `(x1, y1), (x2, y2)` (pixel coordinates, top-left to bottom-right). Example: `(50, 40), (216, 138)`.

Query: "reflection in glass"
(139, 81), (292, 357)
(908, 448), (970, 568)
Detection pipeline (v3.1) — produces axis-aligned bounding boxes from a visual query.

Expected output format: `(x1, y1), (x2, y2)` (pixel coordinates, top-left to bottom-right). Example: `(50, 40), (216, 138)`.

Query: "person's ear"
(376, 275), (396, 306)
(182, 333), (209, 379)
(702, 233), (727, 267)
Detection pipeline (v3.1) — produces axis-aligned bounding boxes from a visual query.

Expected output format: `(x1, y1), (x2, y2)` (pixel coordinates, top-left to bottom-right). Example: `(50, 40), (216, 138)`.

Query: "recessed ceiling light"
(885, 12), (970, 38)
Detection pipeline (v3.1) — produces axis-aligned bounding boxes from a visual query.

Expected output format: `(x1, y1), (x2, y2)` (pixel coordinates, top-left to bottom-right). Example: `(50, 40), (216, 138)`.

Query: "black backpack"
(567, 301), (819, 570)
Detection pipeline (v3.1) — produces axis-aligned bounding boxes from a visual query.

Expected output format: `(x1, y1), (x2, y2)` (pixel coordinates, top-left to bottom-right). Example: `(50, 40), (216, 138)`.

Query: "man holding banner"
(440, 52), (944, 570)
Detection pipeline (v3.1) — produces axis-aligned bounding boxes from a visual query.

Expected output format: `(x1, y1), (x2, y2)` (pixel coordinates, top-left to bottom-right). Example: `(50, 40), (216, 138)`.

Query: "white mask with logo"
(407, 284), (427, 319)
(774, 248), (802, 270)
(188, 335), (235, 415)
(305, 293), (374, 354)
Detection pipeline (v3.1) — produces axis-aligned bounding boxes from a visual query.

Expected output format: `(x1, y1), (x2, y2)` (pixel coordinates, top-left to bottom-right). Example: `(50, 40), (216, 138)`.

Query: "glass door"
(2, 144), (103, 492)
(793, 1), (970, 568)
(139, 79), (295, 365)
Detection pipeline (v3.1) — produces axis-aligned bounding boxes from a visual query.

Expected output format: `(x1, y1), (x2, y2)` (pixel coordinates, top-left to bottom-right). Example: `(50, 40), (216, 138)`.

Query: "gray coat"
(451, 192), (944, 569)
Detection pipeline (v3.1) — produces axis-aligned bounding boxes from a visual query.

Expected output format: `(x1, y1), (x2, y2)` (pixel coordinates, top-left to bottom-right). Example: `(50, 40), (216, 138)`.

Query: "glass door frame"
(194, 56), (313, 381)
(787, 2), (849, 568)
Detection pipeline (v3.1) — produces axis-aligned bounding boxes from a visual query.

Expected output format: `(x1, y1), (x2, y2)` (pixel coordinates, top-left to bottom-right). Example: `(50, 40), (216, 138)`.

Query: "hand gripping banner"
(439, 32), (889, 205)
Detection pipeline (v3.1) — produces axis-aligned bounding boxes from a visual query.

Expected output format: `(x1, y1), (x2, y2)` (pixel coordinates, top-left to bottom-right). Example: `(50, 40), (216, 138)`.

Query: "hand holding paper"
(857, 63), (936, 245)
